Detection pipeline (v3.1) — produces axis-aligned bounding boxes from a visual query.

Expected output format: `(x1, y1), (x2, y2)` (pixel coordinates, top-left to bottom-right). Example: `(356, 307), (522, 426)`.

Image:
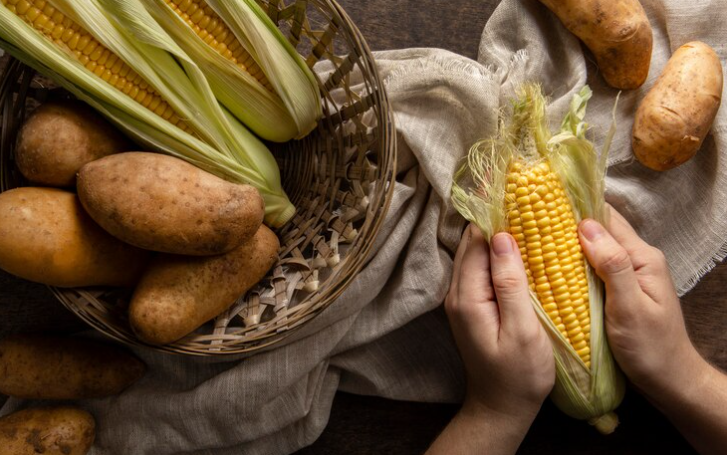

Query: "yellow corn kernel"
(163, 0), (273, 91)
(506, 159), (591, 368)
(3, 0), (191, 133)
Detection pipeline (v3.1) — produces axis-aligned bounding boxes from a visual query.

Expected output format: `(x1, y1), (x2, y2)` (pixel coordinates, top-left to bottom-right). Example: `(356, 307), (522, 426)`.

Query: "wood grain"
(339, 0), (497, 59)
(2, 0), (727, 454)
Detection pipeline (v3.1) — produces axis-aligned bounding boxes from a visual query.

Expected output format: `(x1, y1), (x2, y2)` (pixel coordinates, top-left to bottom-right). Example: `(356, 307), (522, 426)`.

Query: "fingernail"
(492, 233), (514, 256)
(581, 219), (605, 241)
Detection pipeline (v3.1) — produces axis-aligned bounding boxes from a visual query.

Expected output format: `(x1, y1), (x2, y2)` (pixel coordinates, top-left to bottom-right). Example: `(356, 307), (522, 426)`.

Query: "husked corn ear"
(506, 159), (591, 367)
(163, 0), (273, 91)
(452, 85), (624, 434)
(2, 0), (191, 133)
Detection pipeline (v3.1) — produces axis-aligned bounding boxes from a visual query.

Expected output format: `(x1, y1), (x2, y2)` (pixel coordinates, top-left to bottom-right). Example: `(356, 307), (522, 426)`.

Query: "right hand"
(445, 225), (555, 422)
(577, 207), (707, 404)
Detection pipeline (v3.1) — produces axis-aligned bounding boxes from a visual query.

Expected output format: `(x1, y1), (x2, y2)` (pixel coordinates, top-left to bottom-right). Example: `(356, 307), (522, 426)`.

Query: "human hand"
(445, 225), (555, 422)
(577, 207), (707, 405)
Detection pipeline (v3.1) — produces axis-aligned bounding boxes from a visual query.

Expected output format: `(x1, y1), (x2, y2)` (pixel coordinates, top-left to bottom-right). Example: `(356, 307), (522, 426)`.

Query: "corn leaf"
(140, 0), (301, 142)
(207, 0), (322, 139)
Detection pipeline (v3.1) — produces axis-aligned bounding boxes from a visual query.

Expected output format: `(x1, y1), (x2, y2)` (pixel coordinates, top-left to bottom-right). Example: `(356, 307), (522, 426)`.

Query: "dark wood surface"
(2, 1), (726, 454)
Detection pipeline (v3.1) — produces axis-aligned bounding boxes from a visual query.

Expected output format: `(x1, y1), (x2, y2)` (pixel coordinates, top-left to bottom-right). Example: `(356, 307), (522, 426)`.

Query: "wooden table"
(2, 1), (726, 454)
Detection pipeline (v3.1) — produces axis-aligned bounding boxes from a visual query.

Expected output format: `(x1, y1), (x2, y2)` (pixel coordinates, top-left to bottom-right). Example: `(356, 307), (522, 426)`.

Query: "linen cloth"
(3, 0), (726, 453)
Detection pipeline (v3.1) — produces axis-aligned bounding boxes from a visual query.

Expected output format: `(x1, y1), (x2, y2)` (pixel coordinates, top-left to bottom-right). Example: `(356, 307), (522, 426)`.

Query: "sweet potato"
(0, 334), (146, 400)
(15, 99), (130, 187)
(539, 0), (653, 89)
(130, 225), (279, 345)
(0, 407), (94, 455)
(632, 41), (723, 171)
(0, 187), (148, 287)
(77, 152), (265, 256)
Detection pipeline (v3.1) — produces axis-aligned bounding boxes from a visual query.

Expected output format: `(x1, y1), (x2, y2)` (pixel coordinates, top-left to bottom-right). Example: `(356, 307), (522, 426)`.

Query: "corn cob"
(1, 0), (191, 133)
(161, 0), (273, 92)
(141, 0), (322, 142)
(505, 159), (591, 366)
(452, 85), (624, 434)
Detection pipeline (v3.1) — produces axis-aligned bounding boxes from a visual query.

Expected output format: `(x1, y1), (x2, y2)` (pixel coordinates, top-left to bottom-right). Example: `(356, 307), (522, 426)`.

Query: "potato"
(632, 41), (723, 171)
(0, 407), (95, 455)
(0, 334), (145, 400)
(15, 99), (130, 187)
(539, 0), (652, 89)
(130, 225), (279, 345)
(0, 187), (148, 287)
(77, 152), (265, 256)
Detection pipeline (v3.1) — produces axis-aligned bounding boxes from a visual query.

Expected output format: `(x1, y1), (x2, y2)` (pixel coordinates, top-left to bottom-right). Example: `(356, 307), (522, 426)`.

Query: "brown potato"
(632, 41), (723, 171)
(130, 225), (279, 345)
(77, 152), (265, 256)
(539, 0), (653, 89)
(0, 407), (95, 455)
(0, 187), (148, 287)
(0, 334), (145, 400)
(15, 99), (130, 187)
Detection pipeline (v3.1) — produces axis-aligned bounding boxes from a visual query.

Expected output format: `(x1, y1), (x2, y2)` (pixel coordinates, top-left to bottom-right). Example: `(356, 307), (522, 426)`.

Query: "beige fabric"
(2, 0), (726, 453)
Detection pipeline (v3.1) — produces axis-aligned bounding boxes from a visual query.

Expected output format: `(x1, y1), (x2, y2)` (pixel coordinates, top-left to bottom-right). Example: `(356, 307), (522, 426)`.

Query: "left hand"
(445, 225), (555, 421)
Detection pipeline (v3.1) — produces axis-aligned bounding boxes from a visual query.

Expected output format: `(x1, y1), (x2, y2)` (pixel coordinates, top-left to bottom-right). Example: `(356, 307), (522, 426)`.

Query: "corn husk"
(452, 85), (625, 434)
(141, 0), (321, 142)
(0, 0), (295, 227)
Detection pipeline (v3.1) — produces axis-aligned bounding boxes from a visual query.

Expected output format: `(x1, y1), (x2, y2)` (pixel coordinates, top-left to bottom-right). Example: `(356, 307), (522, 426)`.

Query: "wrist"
(427, 395), (540, 455)
(461, 394), (541, 433)
(646, 348), (712, 414)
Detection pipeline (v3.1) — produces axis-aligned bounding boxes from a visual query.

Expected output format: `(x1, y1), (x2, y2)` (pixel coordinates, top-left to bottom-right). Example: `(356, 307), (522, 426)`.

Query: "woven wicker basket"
(0, 0), (396, 356)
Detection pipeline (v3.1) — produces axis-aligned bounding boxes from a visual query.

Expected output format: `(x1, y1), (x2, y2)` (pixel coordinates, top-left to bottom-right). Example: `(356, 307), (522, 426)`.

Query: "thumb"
(578, 219), (644, 305)
(489, 233), (539, 337)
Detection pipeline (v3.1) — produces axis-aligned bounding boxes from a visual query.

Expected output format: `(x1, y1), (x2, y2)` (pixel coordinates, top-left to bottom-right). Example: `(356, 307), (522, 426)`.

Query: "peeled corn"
(505, 159), (592, 367)
(452, 85), (625, 434)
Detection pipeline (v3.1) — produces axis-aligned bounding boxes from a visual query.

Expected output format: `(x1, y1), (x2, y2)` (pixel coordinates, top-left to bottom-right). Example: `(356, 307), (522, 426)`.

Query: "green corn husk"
(452, 84), (625, 434)
(141, 0), (321, 142)
(0, 0), (295, 227)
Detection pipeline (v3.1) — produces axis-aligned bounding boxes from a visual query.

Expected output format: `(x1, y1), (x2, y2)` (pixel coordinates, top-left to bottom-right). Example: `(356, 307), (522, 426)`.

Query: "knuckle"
(649, 247), (668, 269)
(491, 270), (524, 296)
(650, 246), (666, 262)
(517, 324), (543, 346)
(444, 292), (458, 316)
(599, 248), (633, 275)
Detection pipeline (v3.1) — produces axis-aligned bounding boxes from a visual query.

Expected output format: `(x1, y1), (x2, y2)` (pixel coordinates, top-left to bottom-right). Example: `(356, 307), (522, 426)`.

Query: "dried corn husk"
(452, 84), (625, 434)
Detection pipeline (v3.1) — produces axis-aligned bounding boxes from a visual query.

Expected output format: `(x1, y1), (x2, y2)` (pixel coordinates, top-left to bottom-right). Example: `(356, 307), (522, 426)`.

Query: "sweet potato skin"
(0, 187), (148, 287)
(15, 99), (130, 187)
(130, 225), (280, 345)
(0, 407), (95, 455)
(632, 41), (723, 171)
(77, 152), (265, 256)
(539, 0), (653, 89)
(0, 334), (146, 400)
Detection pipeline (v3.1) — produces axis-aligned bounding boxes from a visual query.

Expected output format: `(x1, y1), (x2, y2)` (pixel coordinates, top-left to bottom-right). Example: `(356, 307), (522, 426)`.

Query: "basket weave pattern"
(0, 0), (396, 355)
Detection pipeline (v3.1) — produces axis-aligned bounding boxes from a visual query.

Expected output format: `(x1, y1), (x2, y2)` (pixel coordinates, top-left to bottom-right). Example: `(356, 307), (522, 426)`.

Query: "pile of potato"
(0, 334), (146, 454)
(0, 101), (281, 453)
(0, 99), (280, 345)
(539, 0), (723, 171)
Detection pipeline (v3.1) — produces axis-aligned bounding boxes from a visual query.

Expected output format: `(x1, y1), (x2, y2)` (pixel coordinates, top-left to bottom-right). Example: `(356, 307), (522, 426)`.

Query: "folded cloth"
(2, 0), (725, 453)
